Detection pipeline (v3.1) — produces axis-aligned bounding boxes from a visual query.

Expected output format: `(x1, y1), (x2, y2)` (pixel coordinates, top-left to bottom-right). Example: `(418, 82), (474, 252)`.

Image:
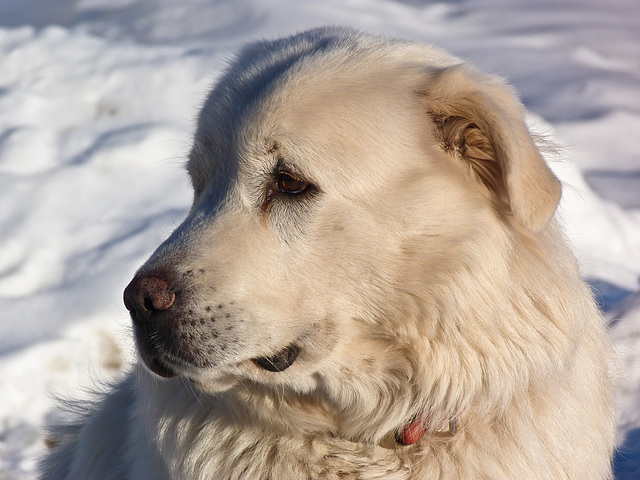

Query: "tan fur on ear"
(424, 66), (562, 232)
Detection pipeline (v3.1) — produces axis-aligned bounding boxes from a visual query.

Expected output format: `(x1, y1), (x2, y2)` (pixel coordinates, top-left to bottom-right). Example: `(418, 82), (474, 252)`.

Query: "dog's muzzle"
(123, 269), (301, 377)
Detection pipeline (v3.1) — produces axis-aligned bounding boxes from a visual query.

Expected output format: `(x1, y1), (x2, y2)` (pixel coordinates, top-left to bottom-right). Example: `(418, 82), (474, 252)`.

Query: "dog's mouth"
(252, 344), (300, 372)
(146, 355), (179, 379)
(142, 344), (301, 379)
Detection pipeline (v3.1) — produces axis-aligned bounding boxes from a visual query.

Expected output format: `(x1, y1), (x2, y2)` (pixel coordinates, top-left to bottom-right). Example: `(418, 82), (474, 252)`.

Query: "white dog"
(41, 27), (615, 479)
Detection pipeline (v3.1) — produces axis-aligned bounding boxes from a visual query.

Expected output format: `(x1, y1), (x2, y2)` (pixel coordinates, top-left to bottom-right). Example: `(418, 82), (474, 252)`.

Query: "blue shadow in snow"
(614, 428), (640, 480)
(587, 279), (639, 479)
(587, 278), (634, 314)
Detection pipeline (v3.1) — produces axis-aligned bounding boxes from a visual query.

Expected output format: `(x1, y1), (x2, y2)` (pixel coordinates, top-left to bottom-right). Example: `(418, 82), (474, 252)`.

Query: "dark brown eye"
(277, 172), (309, 194)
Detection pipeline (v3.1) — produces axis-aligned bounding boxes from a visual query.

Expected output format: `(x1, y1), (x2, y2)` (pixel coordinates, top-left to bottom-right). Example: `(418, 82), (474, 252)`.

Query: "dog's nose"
(124, 271), (177, 323)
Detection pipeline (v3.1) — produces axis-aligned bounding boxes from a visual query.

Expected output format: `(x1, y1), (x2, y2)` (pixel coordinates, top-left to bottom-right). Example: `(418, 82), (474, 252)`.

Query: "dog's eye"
(277, 172), (309, 194)
(261, 170), (316, 212)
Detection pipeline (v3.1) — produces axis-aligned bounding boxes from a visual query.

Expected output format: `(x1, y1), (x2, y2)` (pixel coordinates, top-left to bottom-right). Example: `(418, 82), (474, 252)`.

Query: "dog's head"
(124, 28), (561, 438)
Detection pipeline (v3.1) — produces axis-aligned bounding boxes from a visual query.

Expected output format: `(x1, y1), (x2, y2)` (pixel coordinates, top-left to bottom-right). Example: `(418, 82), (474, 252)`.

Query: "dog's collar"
(380, 413), (457, 449)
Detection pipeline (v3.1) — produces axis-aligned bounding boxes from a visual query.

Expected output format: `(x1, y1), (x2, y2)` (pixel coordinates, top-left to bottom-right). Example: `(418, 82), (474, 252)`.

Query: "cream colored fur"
(40, 27), (615, 479)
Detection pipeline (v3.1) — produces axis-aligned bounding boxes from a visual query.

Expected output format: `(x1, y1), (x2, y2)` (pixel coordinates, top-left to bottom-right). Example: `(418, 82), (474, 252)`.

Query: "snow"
(0, 0), (639, 478)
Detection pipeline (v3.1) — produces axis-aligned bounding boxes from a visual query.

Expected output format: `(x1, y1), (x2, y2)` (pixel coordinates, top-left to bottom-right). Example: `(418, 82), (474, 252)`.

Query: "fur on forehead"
(186, 27), (461, 180)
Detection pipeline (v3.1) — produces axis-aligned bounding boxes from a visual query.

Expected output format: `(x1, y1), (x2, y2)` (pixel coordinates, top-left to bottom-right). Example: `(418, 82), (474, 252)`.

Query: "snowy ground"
(1, 0), (639, 478)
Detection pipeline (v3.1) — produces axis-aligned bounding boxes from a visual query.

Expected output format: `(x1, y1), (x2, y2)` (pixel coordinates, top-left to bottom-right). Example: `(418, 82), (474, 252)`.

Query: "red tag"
(397, 417), (426, 445)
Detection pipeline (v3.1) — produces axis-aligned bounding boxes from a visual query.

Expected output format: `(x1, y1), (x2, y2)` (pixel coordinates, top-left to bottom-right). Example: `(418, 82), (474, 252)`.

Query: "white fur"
(40, 27), (615, 479)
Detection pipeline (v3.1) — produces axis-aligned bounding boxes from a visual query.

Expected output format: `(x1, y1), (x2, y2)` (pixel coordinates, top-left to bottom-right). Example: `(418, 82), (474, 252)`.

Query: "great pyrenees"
(41, 27), (615, 479)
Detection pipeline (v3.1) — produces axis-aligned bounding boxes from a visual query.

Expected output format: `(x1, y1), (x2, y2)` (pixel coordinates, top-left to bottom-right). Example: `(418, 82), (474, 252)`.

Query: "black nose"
(124, 270), (177, 323)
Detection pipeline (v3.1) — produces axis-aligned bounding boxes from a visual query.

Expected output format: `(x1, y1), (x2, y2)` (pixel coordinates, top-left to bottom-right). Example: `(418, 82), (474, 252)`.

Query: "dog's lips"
(134, 315), (301, 378)
(133, 326), (179, 379)
(145, 355), (179, 379)
(139, 342), (301, 379)
(252, 345), (300, 372)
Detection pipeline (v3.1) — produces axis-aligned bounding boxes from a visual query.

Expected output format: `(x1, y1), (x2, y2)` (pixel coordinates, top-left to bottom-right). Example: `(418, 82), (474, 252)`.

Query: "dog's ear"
(423, 66), (561, 232)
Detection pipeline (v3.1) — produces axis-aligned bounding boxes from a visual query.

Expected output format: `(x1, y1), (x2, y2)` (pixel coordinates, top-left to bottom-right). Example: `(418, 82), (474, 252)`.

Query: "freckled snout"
(123, 263), (301, 379)
(124, 270), (177, 324)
